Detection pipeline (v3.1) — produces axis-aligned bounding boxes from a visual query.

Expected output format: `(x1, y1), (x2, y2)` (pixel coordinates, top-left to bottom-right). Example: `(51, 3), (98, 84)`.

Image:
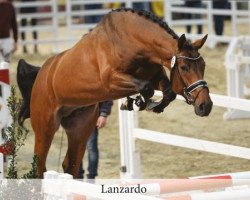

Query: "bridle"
(170, 55), (208, 105)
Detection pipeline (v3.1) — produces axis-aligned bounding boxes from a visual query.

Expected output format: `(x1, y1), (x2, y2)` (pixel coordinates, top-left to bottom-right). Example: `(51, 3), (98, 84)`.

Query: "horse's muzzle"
(195, 100), (213, 116)
(194, 88), (213, 117)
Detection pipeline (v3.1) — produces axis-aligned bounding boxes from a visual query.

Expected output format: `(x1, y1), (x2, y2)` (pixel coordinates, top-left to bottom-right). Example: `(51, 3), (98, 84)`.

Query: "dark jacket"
(0, 1), (18, 42)
(99, 101), (113, 117)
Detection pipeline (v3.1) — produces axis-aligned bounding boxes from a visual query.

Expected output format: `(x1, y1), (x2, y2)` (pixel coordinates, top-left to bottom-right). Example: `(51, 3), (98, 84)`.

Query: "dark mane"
(112, 8), (179, 40)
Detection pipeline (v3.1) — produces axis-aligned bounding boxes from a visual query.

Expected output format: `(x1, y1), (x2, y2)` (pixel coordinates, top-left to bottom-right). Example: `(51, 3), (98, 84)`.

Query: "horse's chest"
(133, 65), (159, 80)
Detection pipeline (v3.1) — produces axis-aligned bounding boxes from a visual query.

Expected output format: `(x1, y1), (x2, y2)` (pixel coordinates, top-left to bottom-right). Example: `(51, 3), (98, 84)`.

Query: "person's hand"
(96, 116), (107, 129)
(11, 42), (17, 53)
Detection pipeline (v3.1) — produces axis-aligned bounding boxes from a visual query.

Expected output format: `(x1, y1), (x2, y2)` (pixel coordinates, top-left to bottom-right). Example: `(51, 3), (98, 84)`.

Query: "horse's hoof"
(152, 107), (164, 113)
(146, 100), (161, 110)
(120, 96), (136, 111)
(132, 101), (140, 112)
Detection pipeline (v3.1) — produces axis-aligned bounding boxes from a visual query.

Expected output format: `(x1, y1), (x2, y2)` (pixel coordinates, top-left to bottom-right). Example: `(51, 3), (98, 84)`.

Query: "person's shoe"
(34, 45), (38, 54)
(23, 46), (28, 54)
(216, 42), (228, 48)
(87, 174), (96, 183)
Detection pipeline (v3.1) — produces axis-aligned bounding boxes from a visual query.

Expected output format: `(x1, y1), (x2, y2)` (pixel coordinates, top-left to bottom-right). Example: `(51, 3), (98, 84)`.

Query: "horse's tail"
(17, 59), (40, 127)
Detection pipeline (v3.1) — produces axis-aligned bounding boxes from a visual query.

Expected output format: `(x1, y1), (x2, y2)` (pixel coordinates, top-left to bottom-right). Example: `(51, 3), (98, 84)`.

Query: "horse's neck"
(146, 34), (177, 69)
(113, 15), (178, 70)
(132, 32), (177, 71)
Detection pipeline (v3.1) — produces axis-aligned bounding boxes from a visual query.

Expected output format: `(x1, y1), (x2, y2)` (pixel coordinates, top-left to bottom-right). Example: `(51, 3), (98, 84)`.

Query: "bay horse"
(17, 8), (212, 178)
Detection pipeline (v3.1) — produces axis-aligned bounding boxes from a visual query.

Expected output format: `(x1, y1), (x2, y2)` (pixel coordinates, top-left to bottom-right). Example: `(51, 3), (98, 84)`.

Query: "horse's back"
(29, 52), (68, 121)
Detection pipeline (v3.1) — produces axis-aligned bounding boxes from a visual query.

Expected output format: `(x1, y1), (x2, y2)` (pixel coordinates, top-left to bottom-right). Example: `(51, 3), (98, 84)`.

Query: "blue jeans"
(184, 0), (203, 34)
(78, 128), (99, 179)
(213, 0), (228, 35)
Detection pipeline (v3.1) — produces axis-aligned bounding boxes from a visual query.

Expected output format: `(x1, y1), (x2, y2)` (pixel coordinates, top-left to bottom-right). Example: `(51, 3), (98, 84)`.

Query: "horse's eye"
(181, 65), (189, 72)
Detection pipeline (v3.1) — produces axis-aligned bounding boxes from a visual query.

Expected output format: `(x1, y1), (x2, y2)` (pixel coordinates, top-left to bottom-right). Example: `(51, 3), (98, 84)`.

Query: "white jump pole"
(0, 153), (3, 179)
(0, 61), (11, 154)
(118, 99), (141, 179)
(114, 171), (250, 196)
(42, 170), (250, 200)
(0, 61), (11, 180)
(43, 171), (162, 200)
(134, 128), (250, 160)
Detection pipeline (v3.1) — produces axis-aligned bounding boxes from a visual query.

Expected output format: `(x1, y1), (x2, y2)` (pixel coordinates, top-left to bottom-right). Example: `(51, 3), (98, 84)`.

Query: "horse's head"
(170, 34), (213, 117)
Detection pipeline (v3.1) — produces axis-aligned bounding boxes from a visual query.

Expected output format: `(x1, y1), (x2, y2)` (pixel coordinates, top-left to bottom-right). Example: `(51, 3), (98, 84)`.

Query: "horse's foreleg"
(148, 67), (176, 113)
(111, 73), (154, 111)
(110, 73), (153, 95)
(61, 105), (98, 178)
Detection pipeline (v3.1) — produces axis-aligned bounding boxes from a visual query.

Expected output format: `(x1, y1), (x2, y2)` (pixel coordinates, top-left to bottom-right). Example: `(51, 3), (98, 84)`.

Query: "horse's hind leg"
(61, 104), (98, 178)
(32, 122), (60, 177)
(31, 109), (61, 178)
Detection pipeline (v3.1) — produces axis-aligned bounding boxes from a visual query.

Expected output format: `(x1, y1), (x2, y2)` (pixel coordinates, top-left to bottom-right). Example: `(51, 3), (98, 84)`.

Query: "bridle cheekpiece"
(170, 55), (208, 105)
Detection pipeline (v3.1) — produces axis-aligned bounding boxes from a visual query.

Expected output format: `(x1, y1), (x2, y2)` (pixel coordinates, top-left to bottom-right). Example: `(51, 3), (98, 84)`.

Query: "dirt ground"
(7, 24), (250, 179)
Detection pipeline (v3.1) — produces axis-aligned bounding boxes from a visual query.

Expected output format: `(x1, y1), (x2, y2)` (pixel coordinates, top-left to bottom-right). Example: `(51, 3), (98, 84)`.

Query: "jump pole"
(43, 171), (250, 200)
(0, 153), (3, 179)
(43, 171), (162, 200)
(115, 171), (250, 196)
(0, 61), (11, 131)
(164, 187), (250, 200)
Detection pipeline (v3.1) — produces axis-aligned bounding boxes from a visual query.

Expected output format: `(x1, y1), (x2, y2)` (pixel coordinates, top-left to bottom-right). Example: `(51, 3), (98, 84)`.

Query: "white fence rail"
(119, 92), (250, 179)
(224, 36), (250, 119)
(13, 0), (250, 51)
(15, 0), (60, 51)
(166, 0), (250, 42)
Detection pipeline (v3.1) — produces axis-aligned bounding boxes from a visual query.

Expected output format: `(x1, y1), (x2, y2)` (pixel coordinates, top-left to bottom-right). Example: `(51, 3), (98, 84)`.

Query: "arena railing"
(14, 0), (60, 51)
(165, 0), (250, 48)
(224, 36), (250, 119)
(13, 0), (250, 52)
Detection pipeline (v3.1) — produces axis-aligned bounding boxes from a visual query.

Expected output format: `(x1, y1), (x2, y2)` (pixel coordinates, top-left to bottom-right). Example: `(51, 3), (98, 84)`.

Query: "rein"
(170, 55), (208, 105)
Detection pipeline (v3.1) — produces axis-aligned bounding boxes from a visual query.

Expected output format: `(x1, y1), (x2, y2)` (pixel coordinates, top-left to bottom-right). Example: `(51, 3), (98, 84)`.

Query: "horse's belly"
(53, 76), (107, 106)
(53, 69), (107, 106)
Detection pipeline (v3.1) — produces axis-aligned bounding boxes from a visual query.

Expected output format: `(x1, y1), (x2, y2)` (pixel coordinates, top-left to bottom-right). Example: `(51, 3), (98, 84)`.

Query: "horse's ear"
(193, 34), (208, 50)
(178, 34), (187, 50)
